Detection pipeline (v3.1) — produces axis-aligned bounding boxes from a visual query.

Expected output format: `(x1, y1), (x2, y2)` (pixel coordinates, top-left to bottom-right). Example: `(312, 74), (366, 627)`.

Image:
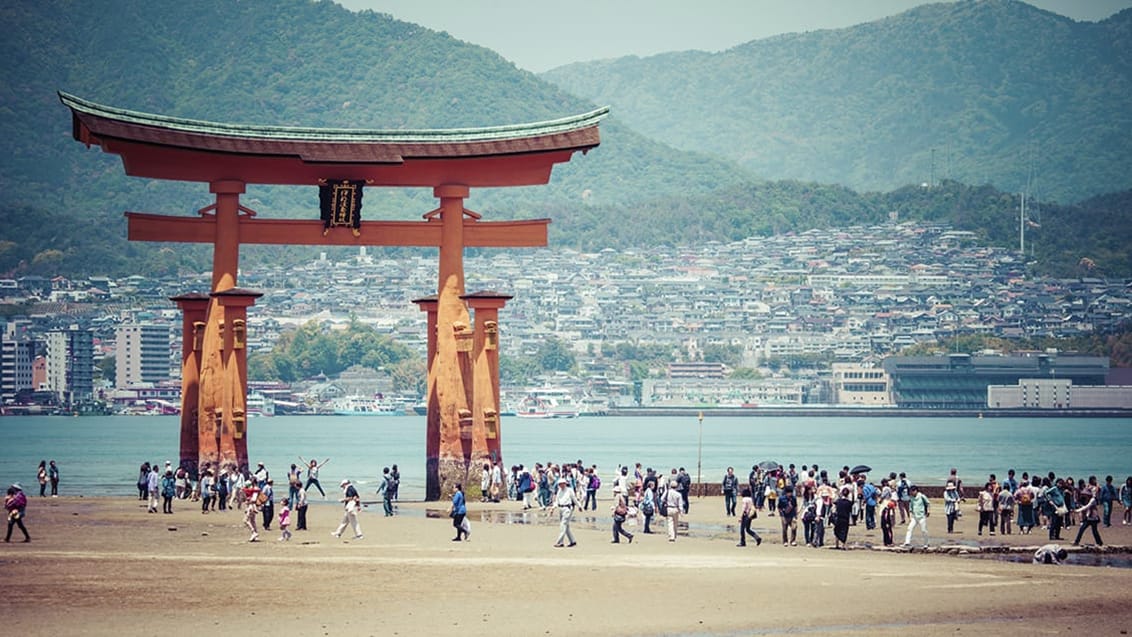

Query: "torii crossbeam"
(61, 92), (606, 499)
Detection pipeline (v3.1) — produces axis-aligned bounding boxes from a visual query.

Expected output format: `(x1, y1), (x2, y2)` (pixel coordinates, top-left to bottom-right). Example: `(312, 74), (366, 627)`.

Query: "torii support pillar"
(412, 294), (441, 501)
(463, 291), (512, 479)
(170, 292), (210, 478)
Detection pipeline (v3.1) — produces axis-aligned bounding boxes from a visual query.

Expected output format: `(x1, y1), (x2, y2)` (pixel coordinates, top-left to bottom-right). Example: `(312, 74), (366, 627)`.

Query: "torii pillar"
(463, 291), (512, 476)
(170, 292), (209, 477)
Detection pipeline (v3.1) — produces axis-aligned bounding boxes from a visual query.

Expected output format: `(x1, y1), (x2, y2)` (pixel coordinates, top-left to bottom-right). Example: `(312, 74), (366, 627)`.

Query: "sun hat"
(340, 479), (350, 487)
(557, 477), (568, 485)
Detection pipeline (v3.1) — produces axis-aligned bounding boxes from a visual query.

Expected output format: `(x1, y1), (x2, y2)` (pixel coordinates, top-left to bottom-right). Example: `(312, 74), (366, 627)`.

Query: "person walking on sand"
(998, 482), (1015, 535)
(779, 484), (799, 546)
(722, 467), (739, 517)
(287, 464), (303, 509)
(1121, 476), (1132, 526)
(295, 485), (308, 531)
(146, 463), (160, 513)
(331, 479), (363, 540)
(5, 485), (30, 542)
(737, 487), (762, 547)
(977, 482), (996, 536)
(450, 483), (468, 542)
(640, 480), (656, 534)
(160, 469), (175, 514)
(1042, 478), (1066, 541)
(1099, 475), (1117, 528)
(552, 477), (577, 547)
(277, 499), (292, 542)
(480, 463), (492, 503)
(610, 485), (634, 544)
(298, 457), (330, 498)
(880, 495), (896, 546)
(902, 484), (931, 548)
(36, 461), (47, 497)
(243, 482), (261, 542)
(664, 479), (683, 542)
(48, 460), (59, 497)
(943, 481), (960, 533)
(896, 472), (911, 524)
(833, 486), (853, 549)
(1072, 478), (1103, 547)
(379, 467), (395, 516)
(200, 470), (214, 514)
(260, 479), (275, 530)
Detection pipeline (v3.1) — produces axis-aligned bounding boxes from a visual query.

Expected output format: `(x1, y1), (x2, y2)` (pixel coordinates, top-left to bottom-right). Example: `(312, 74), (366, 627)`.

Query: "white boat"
(246, 392), (275, 417)
(515, 387), (580, 419)
(331, 394), (401, 416)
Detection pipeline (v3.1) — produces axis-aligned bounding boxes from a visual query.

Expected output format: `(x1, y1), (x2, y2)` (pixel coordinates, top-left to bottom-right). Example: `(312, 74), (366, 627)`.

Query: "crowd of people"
(490, 458), (1132, 552)
(7, 454), (1129, 557)
(126, 456), (400, 542)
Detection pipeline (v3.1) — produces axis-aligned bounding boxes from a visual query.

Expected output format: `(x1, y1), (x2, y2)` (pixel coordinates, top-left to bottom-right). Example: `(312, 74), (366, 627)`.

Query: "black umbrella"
(757, 460), (781, 472)
(850, 464), (872, 474)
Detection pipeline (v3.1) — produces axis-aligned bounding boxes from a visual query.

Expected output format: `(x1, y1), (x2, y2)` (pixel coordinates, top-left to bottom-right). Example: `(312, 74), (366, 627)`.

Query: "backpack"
(591, 475), (601, 490)
(779, 496), (795, 517)
(658, 496), (668, 517)
(1019, 490), (1033, 505)
(641, 497), (655, 515)
(255, 491), (268, 506)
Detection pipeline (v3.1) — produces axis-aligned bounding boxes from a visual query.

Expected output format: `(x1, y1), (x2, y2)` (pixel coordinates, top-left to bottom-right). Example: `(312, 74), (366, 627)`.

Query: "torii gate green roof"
(60, 91), (609, 186)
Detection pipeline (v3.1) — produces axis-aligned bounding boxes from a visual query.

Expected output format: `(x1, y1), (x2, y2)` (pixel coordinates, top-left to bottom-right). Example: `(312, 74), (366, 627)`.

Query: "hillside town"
(2, 221), (1130, 415)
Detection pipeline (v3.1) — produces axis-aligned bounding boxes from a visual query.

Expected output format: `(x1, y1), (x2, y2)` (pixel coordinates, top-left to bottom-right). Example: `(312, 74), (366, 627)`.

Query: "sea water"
(1, 415), (1129, 500)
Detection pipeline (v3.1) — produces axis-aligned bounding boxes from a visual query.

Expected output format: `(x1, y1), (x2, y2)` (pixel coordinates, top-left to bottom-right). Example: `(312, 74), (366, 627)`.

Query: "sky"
(334, 0), (1132, 72)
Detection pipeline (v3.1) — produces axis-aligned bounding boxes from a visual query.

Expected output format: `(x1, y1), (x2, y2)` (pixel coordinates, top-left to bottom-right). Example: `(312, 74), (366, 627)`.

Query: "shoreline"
(4, 494), (1131, 636)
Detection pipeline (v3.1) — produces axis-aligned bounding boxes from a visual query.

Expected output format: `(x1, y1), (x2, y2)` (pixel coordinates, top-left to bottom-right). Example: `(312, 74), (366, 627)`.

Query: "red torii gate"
(60, 92), (606, 500)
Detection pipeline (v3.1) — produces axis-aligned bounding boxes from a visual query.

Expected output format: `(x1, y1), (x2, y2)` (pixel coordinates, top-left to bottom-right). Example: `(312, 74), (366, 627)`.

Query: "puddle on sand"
(962, 551), (1132, 568)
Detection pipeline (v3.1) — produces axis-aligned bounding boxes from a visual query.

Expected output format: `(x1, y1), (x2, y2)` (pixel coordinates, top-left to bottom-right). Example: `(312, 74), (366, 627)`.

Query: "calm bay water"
(1, 414), (1129, 500)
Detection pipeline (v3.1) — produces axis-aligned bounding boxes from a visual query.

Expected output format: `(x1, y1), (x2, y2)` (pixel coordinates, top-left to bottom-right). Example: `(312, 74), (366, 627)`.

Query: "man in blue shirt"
(862, 479), (878, 530)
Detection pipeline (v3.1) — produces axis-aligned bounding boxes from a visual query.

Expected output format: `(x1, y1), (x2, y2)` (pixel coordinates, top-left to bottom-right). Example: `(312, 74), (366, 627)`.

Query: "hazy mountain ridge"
(542, 0), (1132, 203)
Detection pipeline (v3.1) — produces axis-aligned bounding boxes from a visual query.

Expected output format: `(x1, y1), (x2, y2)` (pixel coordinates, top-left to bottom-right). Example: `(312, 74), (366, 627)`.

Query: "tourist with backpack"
(5, 484), (30, 542)
(896, 472), (911, 524)
(778, 485), (799, 546)
(584, 469), (600, 511)
(640, 481), (656, 534)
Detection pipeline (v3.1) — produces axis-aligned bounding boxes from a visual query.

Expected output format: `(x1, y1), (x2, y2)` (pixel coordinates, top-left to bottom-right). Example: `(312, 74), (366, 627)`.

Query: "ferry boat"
(331, 394), (402, 416)
(515, 387), (580, 419)
(246, 392), (275, 417)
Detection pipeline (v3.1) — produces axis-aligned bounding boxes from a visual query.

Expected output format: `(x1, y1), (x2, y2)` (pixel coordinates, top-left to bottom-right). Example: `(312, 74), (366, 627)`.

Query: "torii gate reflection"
(60, 92), (606, 500)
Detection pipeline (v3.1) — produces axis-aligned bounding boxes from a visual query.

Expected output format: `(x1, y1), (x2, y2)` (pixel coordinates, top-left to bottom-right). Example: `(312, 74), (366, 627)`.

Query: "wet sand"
(4, 494), (1131, 636)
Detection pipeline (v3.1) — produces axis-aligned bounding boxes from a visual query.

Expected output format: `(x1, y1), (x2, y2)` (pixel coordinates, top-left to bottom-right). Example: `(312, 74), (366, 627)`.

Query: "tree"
(536, 337), (576, 373)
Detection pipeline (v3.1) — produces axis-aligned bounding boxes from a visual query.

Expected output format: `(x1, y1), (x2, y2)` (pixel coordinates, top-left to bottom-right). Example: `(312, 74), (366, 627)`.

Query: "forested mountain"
(0, 0), (1128, 279)
(543, 0), (1132, 204)
(0, 0), (752, 276)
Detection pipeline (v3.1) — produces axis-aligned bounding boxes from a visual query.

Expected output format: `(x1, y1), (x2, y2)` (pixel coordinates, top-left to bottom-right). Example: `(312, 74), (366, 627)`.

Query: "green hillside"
(0, 0), (752, 277)
(543, 0), (1132, 204)
(0, 0), (1128, 279)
